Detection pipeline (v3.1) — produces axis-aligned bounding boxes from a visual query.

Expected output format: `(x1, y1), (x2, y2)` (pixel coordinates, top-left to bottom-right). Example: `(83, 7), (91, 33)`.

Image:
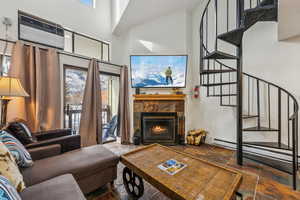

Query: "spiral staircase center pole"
(236, 0), (244, 166)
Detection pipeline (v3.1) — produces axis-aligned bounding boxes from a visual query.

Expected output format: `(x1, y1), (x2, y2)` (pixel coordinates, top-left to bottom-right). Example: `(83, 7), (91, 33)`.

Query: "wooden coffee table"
(120, 144), (242, 200)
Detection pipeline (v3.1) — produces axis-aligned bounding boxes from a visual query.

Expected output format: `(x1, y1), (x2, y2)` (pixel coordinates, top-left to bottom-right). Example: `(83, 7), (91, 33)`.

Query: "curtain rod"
(0, 38), (123, 68)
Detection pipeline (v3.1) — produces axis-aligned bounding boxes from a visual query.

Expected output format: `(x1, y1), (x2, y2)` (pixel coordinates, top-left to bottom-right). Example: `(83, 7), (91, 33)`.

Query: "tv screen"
(130, 55), (188, 88)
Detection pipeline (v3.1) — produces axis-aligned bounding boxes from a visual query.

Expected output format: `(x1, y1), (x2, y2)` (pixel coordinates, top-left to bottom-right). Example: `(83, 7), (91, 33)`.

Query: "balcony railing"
(64, 104), (112, 136)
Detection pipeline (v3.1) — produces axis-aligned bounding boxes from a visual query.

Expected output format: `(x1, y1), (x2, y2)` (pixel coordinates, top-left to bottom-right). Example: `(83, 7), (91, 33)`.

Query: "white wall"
(111, 0), (130, 31)
(278, 0), (300, 41)
(117, 10), (201, 140)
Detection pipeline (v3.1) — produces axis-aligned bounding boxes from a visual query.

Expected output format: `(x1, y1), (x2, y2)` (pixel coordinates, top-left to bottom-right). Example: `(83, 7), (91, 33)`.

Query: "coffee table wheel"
(123, 167), (144, 199)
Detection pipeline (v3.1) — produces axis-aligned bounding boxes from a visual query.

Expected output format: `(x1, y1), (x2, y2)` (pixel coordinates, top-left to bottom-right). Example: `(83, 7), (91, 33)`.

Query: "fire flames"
(152, 126), (167, 134)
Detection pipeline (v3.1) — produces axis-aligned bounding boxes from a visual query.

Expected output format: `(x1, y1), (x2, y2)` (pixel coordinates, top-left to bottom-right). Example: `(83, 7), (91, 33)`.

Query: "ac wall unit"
(18, 11), (65, 49)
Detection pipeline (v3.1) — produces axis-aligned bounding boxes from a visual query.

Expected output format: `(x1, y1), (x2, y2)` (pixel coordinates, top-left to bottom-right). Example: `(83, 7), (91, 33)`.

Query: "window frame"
(64, 29), (110, 62)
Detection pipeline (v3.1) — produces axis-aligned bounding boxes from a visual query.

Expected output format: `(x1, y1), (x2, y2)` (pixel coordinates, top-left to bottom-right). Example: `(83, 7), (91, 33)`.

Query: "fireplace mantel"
(133, 94), (185, 145)
(133, 94), (186, 101)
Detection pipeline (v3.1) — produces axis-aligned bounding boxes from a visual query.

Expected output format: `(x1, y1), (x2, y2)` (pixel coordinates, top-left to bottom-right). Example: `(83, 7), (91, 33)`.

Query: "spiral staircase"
(199, 0), (299, 189)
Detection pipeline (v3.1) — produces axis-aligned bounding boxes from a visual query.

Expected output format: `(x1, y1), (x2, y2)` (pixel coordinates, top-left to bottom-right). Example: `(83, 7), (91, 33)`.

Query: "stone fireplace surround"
(133, 94), (185, 145)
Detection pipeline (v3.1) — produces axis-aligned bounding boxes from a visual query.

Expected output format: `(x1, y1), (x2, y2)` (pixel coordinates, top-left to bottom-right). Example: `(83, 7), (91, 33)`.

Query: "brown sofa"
(20, 174), (86, 200)
(25, 128), (81, 153)
(19, 144), (119, 199)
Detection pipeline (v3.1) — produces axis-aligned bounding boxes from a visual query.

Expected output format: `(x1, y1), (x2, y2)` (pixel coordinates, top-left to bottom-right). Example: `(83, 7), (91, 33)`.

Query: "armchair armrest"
(28, 144), (61, 161)
(34, 128), (73, 141)
(26, 135), (81, 153)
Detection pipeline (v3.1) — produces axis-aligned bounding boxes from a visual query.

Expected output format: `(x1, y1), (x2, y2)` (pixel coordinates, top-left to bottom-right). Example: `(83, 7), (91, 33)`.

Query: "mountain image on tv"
(131, 55), (187, 88)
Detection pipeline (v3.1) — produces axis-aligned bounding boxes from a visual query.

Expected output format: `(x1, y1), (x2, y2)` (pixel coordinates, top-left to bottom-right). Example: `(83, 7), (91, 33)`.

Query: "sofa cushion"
(0, 142), (25, 192)
(28, 144), (61, 161)
(21, 145), (119, 187)
(0, 176), (21, 200)
(0, 131), (33, 168)
(20, 174), (86, 200)
(5, 121), (36, 145)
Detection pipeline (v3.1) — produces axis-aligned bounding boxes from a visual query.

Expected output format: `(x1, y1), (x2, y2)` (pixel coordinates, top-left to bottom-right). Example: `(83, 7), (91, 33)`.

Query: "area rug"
(87, 144), (259, 200)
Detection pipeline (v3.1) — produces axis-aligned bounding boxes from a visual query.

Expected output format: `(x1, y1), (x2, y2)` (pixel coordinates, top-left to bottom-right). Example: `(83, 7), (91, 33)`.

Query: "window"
(63, 65), (120, 144)
(64, 30), (73, 53)
(100, 74), (120, 143)
(74, 34), (102, 60)
(0, 55), (11, 76)
(64, 67), (88, 132)
(80, 0), (96, 8)
(63, 31), (110, 62)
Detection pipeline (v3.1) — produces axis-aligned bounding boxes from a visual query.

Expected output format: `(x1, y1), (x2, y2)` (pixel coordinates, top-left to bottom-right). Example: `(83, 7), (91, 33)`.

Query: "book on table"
(158, 159), (187, 175)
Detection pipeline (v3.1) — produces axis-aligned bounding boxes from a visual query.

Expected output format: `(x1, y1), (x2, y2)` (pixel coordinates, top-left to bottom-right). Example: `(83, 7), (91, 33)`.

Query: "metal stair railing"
(199, 0), (299, 190)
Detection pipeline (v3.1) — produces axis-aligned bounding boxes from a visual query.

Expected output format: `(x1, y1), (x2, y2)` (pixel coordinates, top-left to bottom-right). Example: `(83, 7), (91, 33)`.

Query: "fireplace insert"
(141, 112), (178, 145)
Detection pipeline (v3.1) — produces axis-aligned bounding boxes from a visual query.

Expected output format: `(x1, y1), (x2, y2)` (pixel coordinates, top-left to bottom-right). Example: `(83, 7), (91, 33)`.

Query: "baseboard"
(214, 138), (300, 164)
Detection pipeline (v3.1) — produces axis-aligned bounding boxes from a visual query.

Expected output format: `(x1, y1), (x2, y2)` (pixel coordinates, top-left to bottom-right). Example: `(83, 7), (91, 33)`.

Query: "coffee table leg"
(123, 167), (144, 199)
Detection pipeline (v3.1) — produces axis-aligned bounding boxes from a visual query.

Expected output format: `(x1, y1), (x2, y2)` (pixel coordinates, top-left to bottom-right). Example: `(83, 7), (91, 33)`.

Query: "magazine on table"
(158, 159), (187, 175)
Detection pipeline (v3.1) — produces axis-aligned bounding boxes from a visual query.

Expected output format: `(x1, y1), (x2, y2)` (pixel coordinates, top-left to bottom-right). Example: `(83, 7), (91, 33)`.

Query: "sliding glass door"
(64, 66), (87, 133)
(64, 65), (120, 143)
(100, 73), (120, 143)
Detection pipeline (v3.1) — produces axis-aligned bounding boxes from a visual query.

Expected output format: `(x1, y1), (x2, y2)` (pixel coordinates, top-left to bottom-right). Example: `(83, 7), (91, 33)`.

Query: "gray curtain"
(7, 41), (62, 132)
(118, 65), (131, 144)
(79, 59), (102, 147)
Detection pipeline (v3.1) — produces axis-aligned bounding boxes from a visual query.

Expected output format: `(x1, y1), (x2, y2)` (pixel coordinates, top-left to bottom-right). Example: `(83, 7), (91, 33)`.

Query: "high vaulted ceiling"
(113, 0), (201, 35)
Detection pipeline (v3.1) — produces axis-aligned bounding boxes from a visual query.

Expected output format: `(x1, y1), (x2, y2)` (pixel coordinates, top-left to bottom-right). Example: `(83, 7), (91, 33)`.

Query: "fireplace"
(141, 112), (178, 145)
(133, 94), (185, 144)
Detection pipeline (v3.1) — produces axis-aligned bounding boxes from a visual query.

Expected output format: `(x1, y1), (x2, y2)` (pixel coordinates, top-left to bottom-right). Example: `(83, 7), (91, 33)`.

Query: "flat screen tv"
(130, 55), (188, 88)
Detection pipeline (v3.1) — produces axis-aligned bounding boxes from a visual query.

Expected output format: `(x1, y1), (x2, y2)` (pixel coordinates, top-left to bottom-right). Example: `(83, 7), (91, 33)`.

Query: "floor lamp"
(0, 77), (29, 128)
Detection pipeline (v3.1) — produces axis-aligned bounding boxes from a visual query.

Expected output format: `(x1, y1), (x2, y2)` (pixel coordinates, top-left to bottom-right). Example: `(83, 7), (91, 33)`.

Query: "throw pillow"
(0, 131), (33, 168)
(0, 176), (21, 200)
(5, 121), (36, 145)
(0, 142), (25, 192)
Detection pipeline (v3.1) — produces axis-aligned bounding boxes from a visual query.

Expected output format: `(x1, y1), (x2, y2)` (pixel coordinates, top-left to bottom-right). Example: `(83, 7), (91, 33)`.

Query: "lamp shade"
(0, 77), (29, 97)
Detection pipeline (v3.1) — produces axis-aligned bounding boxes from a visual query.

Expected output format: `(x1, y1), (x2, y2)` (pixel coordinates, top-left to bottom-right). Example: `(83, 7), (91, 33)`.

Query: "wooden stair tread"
(201, 69), (236, 74)
(243, 126), (279, 132)
(244, 142), (292, 151)
(203, 51), (238, 60)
